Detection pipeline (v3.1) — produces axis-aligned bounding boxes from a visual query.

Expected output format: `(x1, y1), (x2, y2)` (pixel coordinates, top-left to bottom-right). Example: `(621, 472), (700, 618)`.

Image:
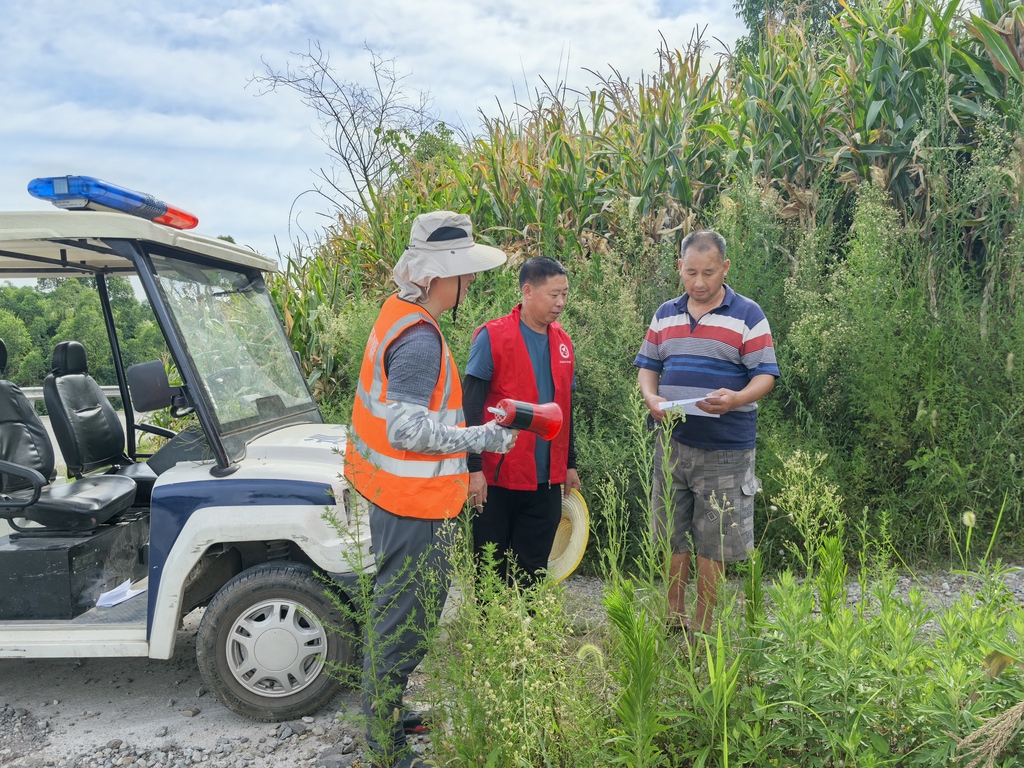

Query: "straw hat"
(547, 488), (589, 582)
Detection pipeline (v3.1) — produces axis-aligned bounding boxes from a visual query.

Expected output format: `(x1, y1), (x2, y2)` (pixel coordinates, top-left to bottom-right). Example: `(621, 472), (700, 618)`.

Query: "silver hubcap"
(225, 598), (328, 698)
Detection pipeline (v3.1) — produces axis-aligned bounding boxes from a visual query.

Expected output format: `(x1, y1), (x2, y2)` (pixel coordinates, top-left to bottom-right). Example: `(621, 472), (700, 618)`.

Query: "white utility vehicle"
(0, 177), (369, 721)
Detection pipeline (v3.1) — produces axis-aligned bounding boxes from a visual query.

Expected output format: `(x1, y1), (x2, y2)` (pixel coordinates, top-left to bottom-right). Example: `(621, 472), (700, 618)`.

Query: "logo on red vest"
(559, 343), (570, 359)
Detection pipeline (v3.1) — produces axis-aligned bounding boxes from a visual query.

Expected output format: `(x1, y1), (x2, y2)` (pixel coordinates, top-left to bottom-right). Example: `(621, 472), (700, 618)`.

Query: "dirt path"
(0, 610), (366, 767)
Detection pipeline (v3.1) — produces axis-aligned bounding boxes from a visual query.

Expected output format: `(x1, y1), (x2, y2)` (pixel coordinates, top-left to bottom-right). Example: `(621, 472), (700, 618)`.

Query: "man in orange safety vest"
(345, 210), (516, 768)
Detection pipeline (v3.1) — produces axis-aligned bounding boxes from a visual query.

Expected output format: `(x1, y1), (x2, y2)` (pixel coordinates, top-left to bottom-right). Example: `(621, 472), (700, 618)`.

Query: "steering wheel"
(134, 422), (176, 439)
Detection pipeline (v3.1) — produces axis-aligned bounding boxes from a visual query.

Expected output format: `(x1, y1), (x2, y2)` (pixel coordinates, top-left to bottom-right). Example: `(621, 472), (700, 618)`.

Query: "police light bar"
(27, 175), (199, 230)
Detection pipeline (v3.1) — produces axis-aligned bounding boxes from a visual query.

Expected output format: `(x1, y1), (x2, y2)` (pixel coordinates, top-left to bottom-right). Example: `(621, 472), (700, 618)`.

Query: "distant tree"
(0, 285), (46, 345)
(43, 278), (90, 329)
(734, 0), (845, 55)
(413, 122), (461, 166)
(119, 319), (166, 369)
(106, 276), (146, 340)
(105, 275), (136, 311)
(15, 349), (47, 388)
(0, 277), (166, 386)
(53, 293), (113, 383)
(0, 309), (32, 379)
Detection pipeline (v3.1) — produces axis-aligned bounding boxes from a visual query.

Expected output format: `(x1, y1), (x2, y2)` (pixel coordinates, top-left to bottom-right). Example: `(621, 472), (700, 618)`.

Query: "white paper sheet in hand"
(96, 579), (147, 608)
(658, 398), (720, 418)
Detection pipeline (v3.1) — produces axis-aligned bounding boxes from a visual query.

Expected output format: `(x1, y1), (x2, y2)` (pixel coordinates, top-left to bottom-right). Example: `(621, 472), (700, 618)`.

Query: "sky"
(1, 1), (746, 261)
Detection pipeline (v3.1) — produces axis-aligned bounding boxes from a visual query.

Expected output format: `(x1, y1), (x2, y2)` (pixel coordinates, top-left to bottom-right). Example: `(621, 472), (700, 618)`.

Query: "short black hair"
(679, 230), (727, 263)
(519, 256), (568, 288)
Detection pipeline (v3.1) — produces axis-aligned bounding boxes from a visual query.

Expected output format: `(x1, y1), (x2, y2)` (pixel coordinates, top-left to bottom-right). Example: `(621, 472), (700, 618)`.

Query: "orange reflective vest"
(344, 295), (469, 519)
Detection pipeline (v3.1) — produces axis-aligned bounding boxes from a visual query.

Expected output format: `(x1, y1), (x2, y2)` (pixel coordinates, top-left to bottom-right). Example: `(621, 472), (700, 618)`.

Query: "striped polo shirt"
(634, 285), (779, 450)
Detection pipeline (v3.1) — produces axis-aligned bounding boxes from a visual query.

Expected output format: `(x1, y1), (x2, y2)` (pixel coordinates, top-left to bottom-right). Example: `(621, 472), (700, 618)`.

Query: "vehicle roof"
(0, 211), (277, 277)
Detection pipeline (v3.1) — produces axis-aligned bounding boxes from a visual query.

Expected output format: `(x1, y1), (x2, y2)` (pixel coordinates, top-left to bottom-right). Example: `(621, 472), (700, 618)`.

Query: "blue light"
(27, 175), (198, 229)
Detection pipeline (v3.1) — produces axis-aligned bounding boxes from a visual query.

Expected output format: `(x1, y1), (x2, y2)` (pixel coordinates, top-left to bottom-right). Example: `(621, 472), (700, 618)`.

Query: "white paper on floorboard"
(658, 398), (721, 418)
(96, 579), (147, 608)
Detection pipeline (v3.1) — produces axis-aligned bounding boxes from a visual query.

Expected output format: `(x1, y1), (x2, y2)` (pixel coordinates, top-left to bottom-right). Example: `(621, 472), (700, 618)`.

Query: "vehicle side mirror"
(127, 360), (193, 415)
(127, 361), (174, 412)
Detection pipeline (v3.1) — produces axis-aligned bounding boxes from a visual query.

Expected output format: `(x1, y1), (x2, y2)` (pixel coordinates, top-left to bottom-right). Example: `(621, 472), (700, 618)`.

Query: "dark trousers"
(361, 503), (454, 762)
(472, 484), (562, 587)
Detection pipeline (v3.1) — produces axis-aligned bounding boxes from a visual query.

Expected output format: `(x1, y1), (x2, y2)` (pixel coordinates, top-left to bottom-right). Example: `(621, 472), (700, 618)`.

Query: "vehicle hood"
(244, 423), (349, 465)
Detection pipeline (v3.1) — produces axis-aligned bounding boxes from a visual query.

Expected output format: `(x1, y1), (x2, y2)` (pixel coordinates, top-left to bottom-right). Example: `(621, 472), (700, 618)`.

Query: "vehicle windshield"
(149, 254), (318, 457)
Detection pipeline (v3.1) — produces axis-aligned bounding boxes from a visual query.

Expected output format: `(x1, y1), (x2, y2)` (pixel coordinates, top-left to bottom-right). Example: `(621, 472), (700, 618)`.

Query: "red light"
(153, 205), (199, 230)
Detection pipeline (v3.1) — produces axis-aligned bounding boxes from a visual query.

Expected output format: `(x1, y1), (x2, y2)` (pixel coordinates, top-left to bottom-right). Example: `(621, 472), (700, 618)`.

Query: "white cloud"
(0, 0), (745, 258)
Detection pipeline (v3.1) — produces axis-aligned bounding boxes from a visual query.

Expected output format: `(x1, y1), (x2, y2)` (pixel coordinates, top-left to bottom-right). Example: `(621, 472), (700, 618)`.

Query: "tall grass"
(421, 529), (609, 768)
(366, 398), (1024, 767)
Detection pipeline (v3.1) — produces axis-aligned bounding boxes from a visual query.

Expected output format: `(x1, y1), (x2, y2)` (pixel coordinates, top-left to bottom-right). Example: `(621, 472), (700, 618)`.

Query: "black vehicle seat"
(42, 341), (157, 504)
(0, 339), (137, 533)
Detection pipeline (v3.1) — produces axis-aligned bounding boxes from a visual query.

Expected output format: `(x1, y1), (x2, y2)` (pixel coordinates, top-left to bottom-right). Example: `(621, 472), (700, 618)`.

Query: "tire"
(196, 561), (353, 721)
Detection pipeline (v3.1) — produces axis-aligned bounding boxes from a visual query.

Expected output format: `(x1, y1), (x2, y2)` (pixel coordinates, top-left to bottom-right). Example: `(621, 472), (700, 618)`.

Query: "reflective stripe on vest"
(344, 295), (469, 519)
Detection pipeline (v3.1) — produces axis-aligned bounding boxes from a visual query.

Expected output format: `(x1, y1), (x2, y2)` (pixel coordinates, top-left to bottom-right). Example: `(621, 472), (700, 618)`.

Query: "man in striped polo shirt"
(634, 230), (779, 639)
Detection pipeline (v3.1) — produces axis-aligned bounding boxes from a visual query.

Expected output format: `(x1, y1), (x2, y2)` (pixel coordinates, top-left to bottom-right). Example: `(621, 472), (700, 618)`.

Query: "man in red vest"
(464, 256), (580, 586)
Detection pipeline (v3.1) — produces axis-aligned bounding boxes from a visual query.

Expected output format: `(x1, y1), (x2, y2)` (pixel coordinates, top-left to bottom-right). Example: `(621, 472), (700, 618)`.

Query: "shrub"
(422, 528), (610, 767)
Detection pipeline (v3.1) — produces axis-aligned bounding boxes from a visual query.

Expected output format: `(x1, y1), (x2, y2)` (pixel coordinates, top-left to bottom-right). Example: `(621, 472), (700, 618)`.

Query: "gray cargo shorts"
(651, 437), (759, 562)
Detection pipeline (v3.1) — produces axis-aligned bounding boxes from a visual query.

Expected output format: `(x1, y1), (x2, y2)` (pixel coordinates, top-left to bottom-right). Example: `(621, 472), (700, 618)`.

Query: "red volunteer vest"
(475, 304), (574, 490)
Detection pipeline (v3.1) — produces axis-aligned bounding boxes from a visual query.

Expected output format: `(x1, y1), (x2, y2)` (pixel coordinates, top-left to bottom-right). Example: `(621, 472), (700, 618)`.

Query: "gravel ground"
(2, 568), (1023, 768)
(0, 607), (374, 768)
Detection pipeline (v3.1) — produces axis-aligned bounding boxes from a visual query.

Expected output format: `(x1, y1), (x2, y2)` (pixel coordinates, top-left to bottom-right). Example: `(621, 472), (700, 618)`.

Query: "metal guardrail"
(20, 385), (122, 410)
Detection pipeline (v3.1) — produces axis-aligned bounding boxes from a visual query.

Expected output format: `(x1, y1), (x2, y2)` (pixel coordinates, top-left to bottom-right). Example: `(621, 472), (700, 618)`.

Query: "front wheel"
(196, 561), (353, 721)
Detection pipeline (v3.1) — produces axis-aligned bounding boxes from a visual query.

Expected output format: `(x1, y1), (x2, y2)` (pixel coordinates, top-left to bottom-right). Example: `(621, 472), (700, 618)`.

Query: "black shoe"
(402, 710), (431, 735)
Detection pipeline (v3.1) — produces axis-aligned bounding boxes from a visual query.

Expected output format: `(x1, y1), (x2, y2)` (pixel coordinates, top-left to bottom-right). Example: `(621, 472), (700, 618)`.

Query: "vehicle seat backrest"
(0, 339), (57, 494)
(43, 341), (127, 477)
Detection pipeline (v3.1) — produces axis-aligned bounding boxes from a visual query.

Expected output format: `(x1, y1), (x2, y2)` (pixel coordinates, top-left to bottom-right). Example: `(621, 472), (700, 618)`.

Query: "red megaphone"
(487, 399), (563, 441)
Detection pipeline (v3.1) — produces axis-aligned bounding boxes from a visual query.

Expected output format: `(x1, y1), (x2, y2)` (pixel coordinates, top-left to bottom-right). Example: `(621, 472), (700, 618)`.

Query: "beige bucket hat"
(547, 488), (590, 582)
(393, 211), (506, 301)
